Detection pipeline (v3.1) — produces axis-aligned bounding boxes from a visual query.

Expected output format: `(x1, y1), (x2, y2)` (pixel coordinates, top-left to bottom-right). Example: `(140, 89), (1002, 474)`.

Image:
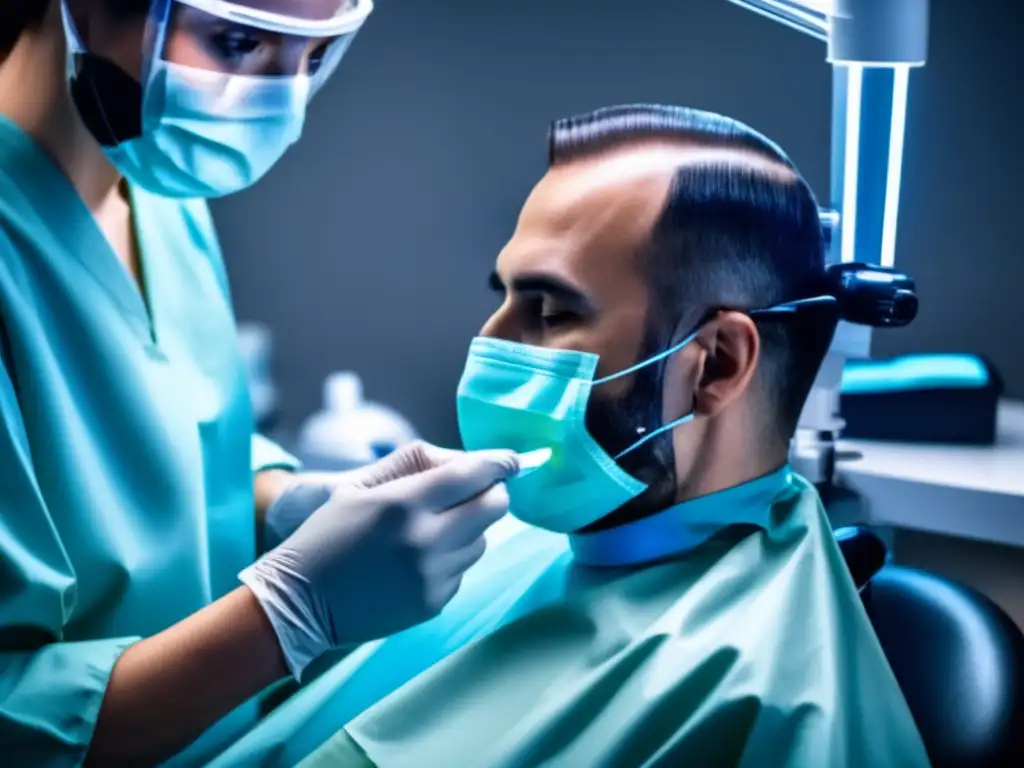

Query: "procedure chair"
(834, 525), (888, 590)
(863, 566), (1024, 766)
(835, 526), (1024, 766)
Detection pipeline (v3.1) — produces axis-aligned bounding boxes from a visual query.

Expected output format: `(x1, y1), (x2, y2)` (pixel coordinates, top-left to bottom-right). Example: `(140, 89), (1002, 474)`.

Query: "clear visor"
(143, 0), (372, 96)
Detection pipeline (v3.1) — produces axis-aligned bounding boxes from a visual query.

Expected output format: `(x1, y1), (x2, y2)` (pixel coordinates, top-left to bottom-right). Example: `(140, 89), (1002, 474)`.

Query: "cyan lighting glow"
(841, 354), (990, 395)
(879, 65), (910, 268)
(840, 64), (863, 263)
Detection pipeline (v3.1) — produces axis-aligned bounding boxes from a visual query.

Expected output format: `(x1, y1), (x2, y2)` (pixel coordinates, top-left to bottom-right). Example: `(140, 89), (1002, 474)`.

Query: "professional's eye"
(209, 26), (264, 63)
(307, 43), (329, 75)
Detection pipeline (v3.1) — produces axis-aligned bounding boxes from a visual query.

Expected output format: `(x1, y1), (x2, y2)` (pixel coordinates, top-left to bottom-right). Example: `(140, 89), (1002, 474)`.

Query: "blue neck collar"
(568, 465), (793, 567)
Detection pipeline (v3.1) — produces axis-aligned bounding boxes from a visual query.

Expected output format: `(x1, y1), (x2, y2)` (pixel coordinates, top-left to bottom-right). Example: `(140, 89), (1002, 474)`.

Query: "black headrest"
(834, 526), (888, 590)
(864, 567), (1024, 766)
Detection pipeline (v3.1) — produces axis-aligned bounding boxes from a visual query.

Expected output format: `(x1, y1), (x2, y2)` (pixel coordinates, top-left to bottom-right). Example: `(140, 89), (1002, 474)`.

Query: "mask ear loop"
(593, 296), (834, 461)
(592, 330), (701, 388)
(593, 296), (831, 460)
(592, 330), (701, 460)
(613, 410), (695, 459)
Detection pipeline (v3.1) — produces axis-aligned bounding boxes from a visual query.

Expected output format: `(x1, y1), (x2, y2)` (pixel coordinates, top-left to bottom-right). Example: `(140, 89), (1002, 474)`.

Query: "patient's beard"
(582, 331), (679, 532)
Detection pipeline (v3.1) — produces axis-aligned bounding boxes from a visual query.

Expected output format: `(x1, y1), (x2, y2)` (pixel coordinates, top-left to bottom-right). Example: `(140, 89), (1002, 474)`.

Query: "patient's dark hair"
(549, 104), (828, 441)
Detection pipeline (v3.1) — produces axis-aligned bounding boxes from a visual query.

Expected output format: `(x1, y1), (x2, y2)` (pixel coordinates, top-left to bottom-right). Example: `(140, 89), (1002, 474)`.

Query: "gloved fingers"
(420, 535), (488, 581)
(424, 573), (466, 616)
(381, 449), (518, 513)
(348, 441), (464, 489)
(401, 441), (468, 471)
(298, 471), (350, 489)
(263, 482), (336, 551)
(428, 482), (510, 550)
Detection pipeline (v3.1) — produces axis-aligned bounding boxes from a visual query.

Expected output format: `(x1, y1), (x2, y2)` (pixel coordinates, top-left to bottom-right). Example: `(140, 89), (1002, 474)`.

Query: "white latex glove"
(240, 441), (518, 679)
(261, 475), (342, 552)
(260, 446), (488, 550)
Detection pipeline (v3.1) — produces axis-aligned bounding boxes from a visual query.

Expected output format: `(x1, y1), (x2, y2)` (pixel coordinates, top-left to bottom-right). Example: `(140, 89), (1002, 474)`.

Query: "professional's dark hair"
(1, 0), (52, 60)
(1, 0), (152, 61)
(550, 104), (828, 440)
(102, 0), (152, 16)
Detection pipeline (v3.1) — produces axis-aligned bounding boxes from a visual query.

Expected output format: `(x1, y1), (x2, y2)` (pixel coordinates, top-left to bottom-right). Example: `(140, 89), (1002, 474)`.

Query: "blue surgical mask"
(456, 332), (699, 533)
(105, 59), (309, 199)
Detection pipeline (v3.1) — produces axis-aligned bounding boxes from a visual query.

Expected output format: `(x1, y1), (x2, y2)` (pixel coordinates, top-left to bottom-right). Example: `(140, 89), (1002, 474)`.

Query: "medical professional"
(0, 1), (518, 766)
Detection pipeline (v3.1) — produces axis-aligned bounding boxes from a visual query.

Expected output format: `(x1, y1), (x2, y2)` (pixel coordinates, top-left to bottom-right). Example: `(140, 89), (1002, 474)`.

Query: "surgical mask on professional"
(62, 0), (372, 199)
(457, 298), (830, 534)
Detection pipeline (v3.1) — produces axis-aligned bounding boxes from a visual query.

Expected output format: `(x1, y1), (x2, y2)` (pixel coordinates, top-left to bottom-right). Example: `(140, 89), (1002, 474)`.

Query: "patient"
(280, 105), (929, 767)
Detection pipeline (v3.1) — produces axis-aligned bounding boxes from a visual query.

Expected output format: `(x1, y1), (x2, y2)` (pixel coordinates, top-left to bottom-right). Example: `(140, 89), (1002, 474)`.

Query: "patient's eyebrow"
(489, 271), (592, 310)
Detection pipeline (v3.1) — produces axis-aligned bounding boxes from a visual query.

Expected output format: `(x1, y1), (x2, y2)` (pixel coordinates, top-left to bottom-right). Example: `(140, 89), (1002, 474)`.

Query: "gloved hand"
(260, 475), (340, 553)
(259, 446), (489, 551)
(240, 441), (519, 679)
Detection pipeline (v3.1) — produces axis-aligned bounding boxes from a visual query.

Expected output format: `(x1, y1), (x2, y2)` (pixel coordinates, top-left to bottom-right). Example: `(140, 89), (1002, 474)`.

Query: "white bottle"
(298, 372), (419, 469)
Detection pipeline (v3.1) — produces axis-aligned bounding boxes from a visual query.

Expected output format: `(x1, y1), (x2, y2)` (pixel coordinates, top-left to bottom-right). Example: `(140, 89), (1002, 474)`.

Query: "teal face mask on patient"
(456, 334), (699, 533)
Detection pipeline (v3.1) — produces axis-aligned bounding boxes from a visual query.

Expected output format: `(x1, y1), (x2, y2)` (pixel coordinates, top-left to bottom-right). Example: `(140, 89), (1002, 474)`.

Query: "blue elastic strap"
(594, 296), (833, 459)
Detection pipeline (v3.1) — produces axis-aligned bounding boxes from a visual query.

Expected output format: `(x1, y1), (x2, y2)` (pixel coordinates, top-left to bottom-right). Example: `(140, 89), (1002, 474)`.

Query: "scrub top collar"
(568, 464), (793, 567)
(0, 117), (92, 254)
(0, 116), (158, 344)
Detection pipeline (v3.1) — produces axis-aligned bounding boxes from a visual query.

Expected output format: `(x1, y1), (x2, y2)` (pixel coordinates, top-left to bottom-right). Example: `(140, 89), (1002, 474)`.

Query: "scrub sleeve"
(0, 356), (138, 766)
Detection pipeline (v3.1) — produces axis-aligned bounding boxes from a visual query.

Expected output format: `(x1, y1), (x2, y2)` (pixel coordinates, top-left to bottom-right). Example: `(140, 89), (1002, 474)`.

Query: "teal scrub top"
(220, 470), (929, 767)
(0, 116), (295, 767)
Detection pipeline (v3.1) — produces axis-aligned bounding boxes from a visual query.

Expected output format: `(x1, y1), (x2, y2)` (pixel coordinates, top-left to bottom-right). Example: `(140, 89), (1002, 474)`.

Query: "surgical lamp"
(727, 0), (930, 484)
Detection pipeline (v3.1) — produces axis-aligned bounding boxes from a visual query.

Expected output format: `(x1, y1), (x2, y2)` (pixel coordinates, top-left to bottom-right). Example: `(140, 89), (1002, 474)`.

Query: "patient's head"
(483, 105), (828, 527)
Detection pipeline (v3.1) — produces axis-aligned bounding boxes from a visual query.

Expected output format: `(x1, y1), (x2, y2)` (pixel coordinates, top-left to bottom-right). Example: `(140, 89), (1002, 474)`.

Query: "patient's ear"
(693, 311), (760, 417)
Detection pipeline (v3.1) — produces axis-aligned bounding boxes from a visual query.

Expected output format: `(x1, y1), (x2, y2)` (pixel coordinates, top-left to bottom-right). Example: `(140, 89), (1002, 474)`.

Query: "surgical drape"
(296, 470), (930, 767)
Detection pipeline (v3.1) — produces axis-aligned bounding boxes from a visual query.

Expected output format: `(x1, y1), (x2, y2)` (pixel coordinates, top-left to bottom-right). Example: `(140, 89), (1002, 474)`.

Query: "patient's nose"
(479, 305), (522, 341)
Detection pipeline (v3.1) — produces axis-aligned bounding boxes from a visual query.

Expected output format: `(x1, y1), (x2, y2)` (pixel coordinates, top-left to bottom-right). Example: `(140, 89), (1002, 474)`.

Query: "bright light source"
(840, 64), (863, 263)
(879, 65), (910, 268)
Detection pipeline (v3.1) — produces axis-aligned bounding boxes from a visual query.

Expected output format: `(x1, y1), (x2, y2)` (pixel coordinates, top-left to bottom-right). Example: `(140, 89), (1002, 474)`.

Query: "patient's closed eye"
(516, 295), (579, 329)
(540, 308), (578, 328)
(488, 270), (590, 330)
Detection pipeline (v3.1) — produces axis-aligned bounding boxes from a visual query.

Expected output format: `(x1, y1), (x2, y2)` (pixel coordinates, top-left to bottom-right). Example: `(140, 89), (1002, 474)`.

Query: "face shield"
(65, 0), (372, 198)
(143, 0), (372, 99)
